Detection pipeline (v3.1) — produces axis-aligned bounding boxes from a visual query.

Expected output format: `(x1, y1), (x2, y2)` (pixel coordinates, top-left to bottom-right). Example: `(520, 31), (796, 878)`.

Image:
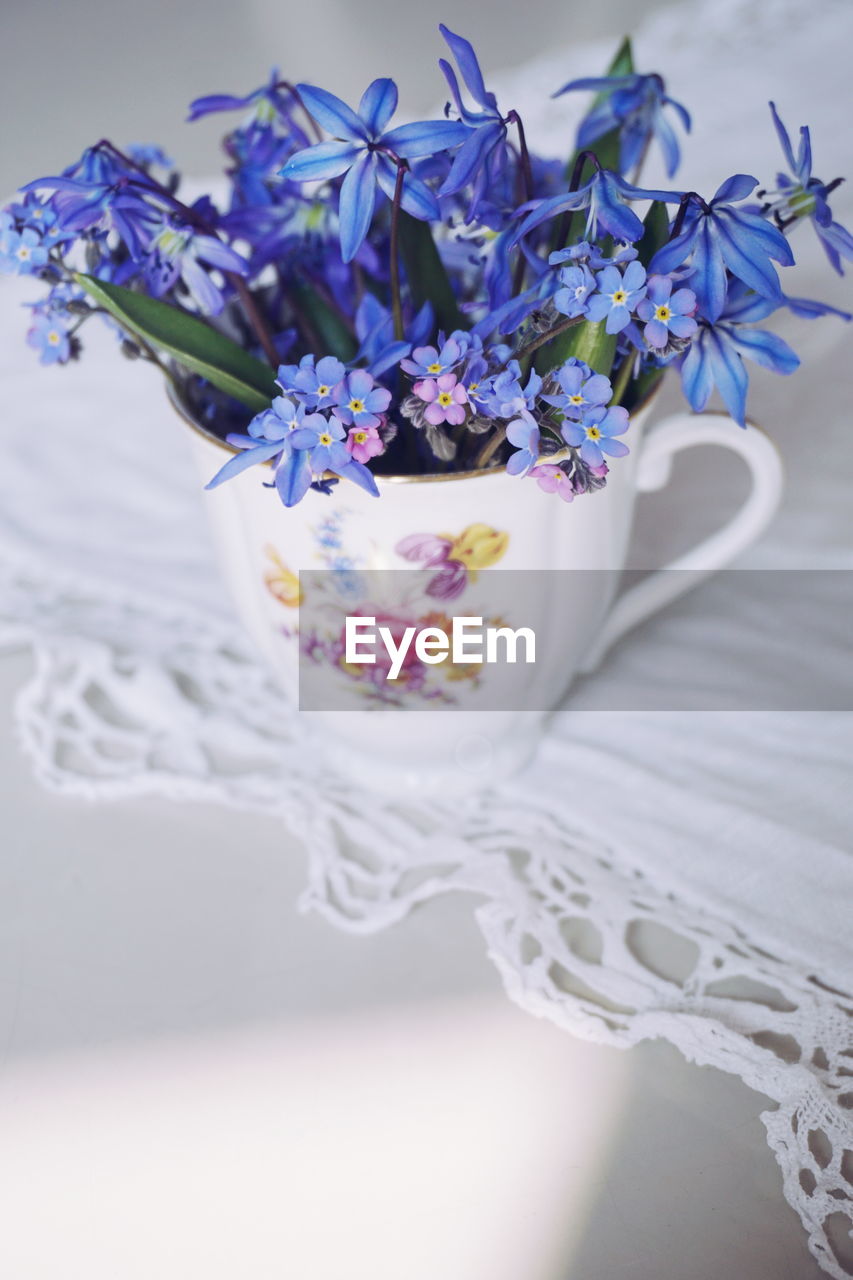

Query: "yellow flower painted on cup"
(263, 544), (302, 607)
(443, 523), (509, 578)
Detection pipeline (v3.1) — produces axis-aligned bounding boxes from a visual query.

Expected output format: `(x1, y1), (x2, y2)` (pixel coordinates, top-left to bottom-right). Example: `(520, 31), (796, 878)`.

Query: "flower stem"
(473, 423), (507, 470)
(275, 80), (324, 142)
(507, 111), (534, 204)
(670, 190), (706, 240)
(554, 149), (599, 249)
(229, 275), (281, 367)
(389, 160), (406, 342)
(513, 313), (582, 364)
(609, 350), (635, 406)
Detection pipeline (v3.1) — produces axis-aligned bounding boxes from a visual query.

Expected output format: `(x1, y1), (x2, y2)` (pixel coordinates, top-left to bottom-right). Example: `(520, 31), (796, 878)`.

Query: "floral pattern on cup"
(263, 544), (302, 607)
(395, 523), (509, 599)
(261, 522), (510, 705)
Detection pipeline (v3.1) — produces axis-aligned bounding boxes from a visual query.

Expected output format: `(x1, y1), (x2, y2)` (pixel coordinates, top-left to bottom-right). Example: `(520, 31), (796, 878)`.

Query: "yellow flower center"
(348, 398), (365, 413)
(47, 330), (61, 345)
(469, 382), (479, 393)
(317, 384), (330, 396)
(655, 305), (672, 322)
(353, 430), (367, 444)
(586, 426), (601, 441)
(568, 394), (584, 405)
(437, 392), (453, 407)
(318, 432), (333, 446)
(17, 247), (30, 260)
(611, 289), (627, 305)
(427, 362), (442, 373)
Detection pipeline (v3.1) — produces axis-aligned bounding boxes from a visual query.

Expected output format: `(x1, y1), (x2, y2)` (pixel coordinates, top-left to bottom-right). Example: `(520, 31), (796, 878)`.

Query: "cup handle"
(579, 411), (784, 675)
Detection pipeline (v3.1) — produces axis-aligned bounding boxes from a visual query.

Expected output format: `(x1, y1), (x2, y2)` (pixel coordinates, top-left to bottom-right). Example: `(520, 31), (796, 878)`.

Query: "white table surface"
(0, 648), (828, 1279)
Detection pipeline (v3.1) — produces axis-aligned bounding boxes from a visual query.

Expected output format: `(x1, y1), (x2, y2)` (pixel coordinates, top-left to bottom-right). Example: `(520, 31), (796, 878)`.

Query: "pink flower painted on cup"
(412, 372), (468, 426)
(396, 524), (509, 600)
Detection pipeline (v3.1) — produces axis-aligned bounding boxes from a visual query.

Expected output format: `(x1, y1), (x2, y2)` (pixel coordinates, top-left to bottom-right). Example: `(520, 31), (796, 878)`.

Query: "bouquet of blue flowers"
(2, 26), (850, 508)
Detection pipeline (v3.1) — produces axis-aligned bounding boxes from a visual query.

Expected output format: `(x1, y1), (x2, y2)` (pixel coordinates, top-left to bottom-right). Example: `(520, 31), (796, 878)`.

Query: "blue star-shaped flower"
(554, 72), (690, 178)
(764, 102), (853, 276)
(280, 79), (470, 261)
(514, 169), (682, 248)
(649, 175), (795, 322)
(679, 285), (800, 427)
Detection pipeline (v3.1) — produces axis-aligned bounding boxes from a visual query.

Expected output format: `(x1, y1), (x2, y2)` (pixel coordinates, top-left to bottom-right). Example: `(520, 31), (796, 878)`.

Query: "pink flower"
(530, 464), (575, 502)
(412, 373), (468, 426)
(345, 424), (384, 464)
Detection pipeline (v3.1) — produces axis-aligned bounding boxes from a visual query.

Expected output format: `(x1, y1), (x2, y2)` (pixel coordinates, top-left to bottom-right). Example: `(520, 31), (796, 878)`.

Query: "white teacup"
(177, 393), (783, 792)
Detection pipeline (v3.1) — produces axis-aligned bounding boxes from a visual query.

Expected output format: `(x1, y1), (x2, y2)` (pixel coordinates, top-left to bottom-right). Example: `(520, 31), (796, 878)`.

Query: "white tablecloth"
(1, 0), (851, 1273)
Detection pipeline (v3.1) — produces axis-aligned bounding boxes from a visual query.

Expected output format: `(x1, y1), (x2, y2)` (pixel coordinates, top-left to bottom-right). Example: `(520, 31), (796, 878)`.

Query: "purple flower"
(561, 405), (630, 468)
(554, 72), (691, 178)
(542, 360), (612, 419)
(333, 368), (392, 429)
(585, 260), (647, 334)
(395, 533), (467, 600)
(636, 274), (697, 348)
(412, 373), (468, 425)
(280, 78), (469, 261)
(27, 311), (72, 364)
(506, 416), (541, 476)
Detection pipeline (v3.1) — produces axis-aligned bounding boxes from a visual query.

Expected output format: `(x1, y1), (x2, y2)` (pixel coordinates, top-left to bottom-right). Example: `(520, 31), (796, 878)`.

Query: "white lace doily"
(1, 0), (852, 1273)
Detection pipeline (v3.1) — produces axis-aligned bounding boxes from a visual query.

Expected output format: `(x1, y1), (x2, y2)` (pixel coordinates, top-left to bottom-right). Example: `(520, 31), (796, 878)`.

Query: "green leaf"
(398, 212), (464, 334)
(604, 34), (634, 79)
(288, 277), (358, 361)
(75, 274), (277, 412)
(534, 318), (617, 378)
(636, 200), (671, 268)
